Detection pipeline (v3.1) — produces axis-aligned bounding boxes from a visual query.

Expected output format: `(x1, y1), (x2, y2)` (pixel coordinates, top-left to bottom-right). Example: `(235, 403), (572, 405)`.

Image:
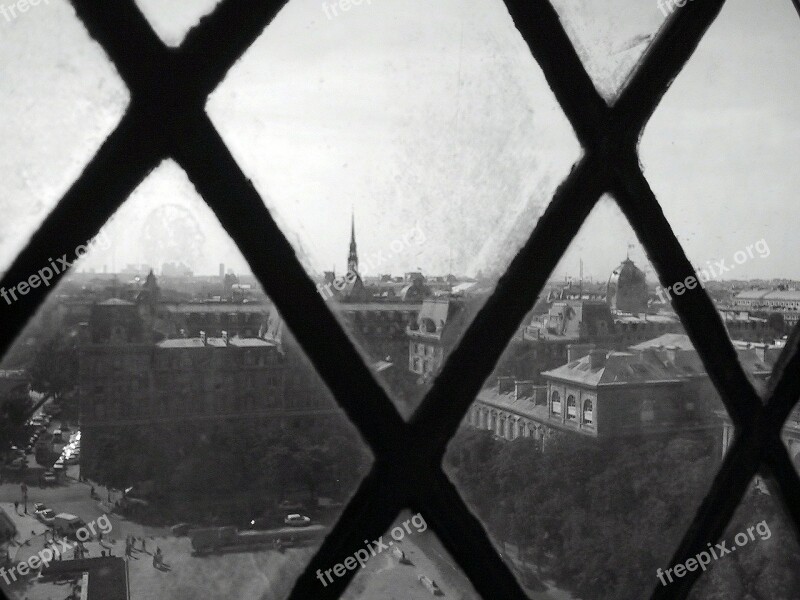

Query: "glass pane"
(0, 0), (129, 274)
(640, 0), (800, 375)
(0, 161), (372, 600)
(446, 197), (738, 599)
(207, 0), (581, 418)
(689, 479), (800, 599)
(342, 511), (482, 600)
(550, 0), (668, 102)
(134, 0), (223, 46)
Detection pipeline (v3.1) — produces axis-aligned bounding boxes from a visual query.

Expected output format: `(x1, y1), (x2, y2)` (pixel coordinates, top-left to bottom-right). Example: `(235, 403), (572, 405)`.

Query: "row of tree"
(85, 416), (372, 526)
(445, 427), (800, 600)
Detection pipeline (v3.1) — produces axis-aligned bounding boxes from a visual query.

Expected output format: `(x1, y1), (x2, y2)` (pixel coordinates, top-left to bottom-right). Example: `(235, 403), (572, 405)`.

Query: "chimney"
(567, 343), (594, 362)
(200, 330), (206, 345)
(515, 380), (535, 401)
(498, 376), (515, 394)
(589, 349), (607, 369)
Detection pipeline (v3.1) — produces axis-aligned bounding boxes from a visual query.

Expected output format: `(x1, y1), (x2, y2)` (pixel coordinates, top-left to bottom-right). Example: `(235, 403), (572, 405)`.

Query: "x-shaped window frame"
(3, 1), (800, 599)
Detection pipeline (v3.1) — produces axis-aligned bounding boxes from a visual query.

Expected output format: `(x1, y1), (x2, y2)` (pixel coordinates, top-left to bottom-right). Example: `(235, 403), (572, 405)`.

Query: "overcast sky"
(1, 0), (798, 281)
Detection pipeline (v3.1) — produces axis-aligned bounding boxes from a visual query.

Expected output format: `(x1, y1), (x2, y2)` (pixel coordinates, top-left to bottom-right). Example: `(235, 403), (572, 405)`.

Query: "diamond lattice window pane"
(341, 511), (483, 600)
(0, 0), (129, 274)
(445, 197), (737, 599)
(550, 0), (668, 102)
(0, 161), (371, 600)
(207, 0), (581, 419)
(641, 0), (800, 377)
(133, 0), (223, 46)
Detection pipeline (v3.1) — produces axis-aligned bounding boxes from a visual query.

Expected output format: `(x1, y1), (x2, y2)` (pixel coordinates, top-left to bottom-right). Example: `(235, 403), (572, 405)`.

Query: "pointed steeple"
(347, 209), (358, 275)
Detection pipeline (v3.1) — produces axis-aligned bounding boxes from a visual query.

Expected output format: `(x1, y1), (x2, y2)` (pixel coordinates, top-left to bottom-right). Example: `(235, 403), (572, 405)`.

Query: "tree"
(447, 428), (725, 600)
(29, 335), (78, 398)
(0, 390), (31, 451)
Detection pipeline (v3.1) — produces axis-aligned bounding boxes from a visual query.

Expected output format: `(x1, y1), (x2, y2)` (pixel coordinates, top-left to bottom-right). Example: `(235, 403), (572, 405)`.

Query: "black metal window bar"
(2, 1), (800, 599)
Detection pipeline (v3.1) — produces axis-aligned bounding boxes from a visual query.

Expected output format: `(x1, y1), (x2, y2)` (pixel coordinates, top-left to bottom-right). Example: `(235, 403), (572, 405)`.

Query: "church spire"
(347, 209), (358, 274)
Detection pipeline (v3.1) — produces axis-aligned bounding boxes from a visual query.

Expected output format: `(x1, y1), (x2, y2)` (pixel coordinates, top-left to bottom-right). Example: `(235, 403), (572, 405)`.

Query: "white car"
(419, 575), (443, 596)
(36, 509), (56, 525)
(284, 514), (311, 527)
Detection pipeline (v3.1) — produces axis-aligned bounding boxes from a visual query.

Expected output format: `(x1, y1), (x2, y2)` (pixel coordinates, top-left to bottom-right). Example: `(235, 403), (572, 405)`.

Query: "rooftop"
(156, 337), (274, 349)
(542, 350), (692, 387)
(475, 386), (549, 421)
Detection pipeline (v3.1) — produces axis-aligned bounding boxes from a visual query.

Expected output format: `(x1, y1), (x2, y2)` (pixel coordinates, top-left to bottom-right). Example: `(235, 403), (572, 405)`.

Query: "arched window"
(583, 400), (594, 424)
(566, 395), (577, 420)
(551, 391), (561, 415)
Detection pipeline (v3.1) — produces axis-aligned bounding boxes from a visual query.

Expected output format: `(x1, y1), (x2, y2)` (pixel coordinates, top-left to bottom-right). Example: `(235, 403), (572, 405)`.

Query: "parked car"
(36, 509), (56, 526)
(41, 470), (57, 485)
(53, 514), (85, 539)
(284, 514), (311, 527)
(418, 575), (443, 596)
(34, 502), (47, 514)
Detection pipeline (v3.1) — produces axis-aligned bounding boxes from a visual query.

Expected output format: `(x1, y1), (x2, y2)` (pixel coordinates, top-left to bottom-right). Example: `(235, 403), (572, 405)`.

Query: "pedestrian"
(142, 537), (146, 553)
(13, 501), (18, 514)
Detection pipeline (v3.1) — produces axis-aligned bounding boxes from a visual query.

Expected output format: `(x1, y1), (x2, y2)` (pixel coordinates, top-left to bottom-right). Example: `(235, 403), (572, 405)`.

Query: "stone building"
(467, 334), (771, 452)
(78, 294), (340, 479)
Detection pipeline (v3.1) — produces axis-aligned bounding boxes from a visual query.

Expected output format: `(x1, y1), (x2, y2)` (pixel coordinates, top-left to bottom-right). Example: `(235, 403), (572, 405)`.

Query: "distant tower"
(141, 270), (160, 312)
(347, 211), (359, 275)
(607, 257), (647, 315)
